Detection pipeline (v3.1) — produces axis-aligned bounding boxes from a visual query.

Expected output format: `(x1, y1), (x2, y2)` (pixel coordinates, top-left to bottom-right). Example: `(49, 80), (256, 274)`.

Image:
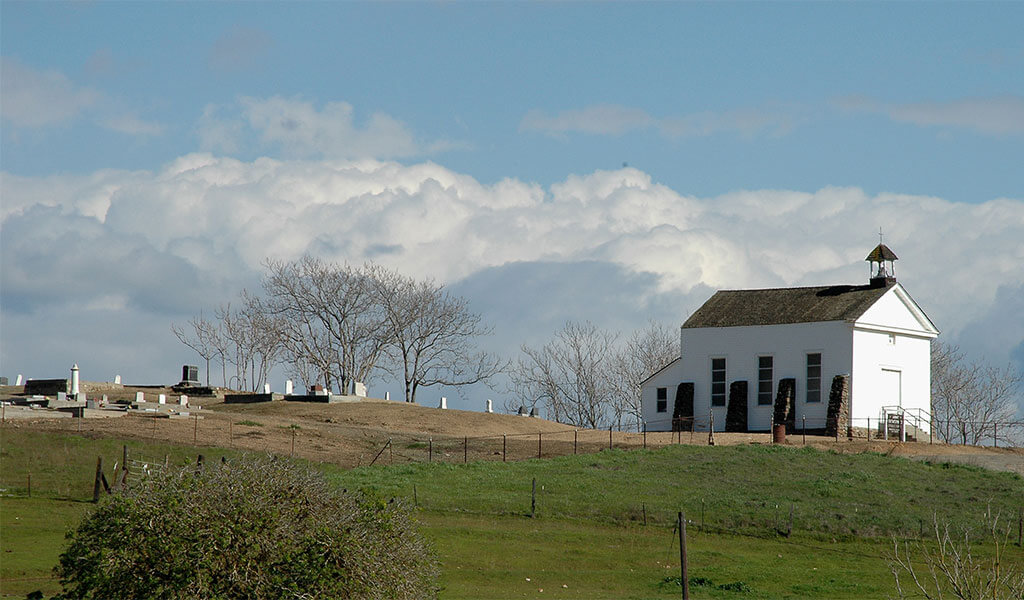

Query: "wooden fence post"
(573, 430), (577, 455)
(802, 416), (806, 445)
(679, 511), (689, 600)
(464, 436), (468, 464)
(429, 437), (433, 463)
(643, 424), (647, 449)
(502, 434), (506, 462)
(609, 426), (613, 450)
(537, 433), (542, 459)
(92, 457), (103, 502)
(531, 478), (536, 518)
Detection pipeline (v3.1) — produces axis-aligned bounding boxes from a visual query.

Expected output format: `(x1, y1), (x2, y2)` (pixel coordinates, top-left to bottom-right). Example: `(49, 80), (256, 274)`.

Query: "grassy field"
(325, 443), (1024, 539)
(2, 429), (1022, 599)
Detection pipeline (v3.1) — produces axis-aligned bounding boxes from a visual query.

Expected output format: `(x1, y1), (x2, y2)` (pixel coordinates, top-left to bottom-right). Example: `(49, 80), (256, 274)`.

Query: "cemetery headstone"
(179, 395), (189, 406)
(57, 392), (67, 402)
(354, 381), (367, 397)
(114, 374), (121, 385)
(158, 394), (166, 405)
(15, 374), (23, 386)
(285, 380), (293, 395)
(136, 391), (145, 403)
(439, 397), (447, 409)
(263, 383), (271, 394)
(486, 399), (493, 413)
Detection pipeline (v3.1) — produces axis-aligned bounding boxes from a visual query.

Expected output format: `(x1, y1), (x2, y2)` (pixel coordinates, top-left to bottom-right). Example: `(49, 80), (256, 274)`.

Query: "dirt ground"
(2, 383), (1022, 472)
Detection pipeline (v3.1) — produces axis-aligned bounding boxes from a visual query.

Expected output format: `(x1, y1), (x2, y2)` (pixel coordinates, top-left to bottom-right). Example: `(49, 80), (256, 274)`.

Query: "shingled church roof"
(682, 282), (894, 329)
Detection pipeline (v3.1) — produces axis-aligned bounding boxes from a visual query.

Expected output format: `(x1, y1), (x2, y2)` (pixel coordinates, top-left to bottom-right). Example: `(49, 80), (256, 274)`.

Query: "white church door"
(880, 368), (902, 407)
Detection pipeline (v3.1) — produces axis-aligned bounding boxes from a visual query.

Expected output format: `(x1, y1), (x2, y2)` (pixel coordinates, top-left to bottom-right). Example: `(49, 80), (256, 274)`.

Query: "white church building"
(641, 245), (939, 434)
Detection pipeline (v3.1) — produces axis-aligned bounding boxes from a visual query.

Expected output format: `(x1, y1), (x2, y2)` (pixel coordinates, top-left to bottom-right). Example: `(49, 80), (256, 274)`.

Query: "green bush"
(55, 455), (438, 599)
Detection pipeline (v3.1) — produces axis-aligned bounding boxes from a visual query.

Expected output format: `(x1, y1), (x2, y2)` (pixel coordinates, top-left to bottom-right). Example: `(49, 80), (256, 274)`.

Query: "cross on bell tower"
(865, 229), (898, 288)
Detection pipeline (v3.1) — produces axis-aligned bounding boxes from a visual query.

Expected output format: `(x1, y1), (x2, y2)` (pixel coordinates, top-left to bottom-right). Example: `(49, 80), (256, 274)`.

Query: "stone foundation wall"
(825, 374), (850, 437)
(726, 381), (748, 432)
(673, 382), (694, 431)
(773, 378), (796, 433)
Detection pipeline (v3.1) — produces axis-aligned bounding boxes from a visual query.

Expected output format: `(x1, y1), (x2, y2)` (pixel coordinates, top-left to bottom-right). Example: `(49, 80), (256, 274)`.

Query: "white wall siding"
(641, 358), (683, 431)
(850, 328), (932, 432)
(678, 321), (853, 431)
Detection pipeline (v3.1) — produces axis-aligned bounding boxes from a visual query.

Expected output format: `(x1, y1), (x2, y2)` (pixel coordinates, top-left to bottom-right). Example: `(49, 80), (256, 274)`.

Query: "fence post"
(867, 417), (871, 440)
(93, 457), (103, 502)
(1017, 506), (1022, 547)
(573, 430), (577, 454)
(531, 478), (536, 518)
(429, 437), (433, 463)
(120, 445), (128, 489)
(502, 434), (506, 462)
(643, 424), (647, 449)
(642, 502), (647, 526)
(464, 436), (468, 464)
(679, 511), (689, 600)
(802, 416), (806, 445)
(609, 426), (613, 450)
(538, 433), (542, 459)
(994, 423), (998, 448)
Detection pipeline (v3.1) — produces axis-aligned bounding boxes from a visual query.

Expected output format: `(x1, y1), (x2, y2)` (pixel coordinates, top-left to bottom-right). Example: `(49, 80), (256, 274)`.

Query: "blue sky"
(2, 2), (1023, 412)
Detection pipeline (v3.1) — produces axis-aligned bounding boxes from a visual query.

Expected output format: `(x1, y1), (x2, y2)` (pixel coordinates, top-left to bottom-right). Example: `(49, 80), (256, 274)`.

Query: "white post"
(71, 364), (80, 396)
(385, 391), (391, 401)
(439, 397), (447, 409)
(486, 399), (493, 413)
(285, 380), (293, 395)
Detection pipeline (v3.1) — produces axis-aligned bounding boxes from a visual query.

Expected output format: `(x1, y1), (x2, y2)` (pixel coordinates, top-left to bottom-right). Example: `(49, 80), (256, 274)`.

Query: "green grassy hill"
(2, 430), (1022, 599)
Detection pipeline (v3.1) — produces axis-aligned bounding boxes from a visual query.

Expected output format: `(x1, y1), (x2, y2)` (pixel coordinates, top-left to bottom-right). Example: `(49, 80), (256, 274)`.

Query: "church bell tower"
(865, 241), (898, 288)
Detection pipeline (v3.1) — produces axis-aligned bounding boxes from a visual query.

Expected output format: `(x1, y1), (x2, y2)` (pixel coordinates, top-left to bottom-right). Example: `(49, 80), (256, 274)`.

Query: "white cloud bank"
(2, 157), (1022, 409)
(199, 96), (460, 159)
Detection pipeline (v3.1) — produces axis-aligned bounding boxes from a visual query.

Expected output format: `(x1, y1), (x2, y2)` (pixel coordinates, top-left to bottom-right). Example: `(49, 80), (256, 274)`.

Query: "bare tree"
(262, 256), (390, 394)
(510, 321), (619, 428)
(610, 321), (679, 431)
(372, 267), (505, 404)
(931, 341), (1023, 445)
(214, 293), (281, 392)
(170, 313), (222, 386)
(890, 510), (1024, 600)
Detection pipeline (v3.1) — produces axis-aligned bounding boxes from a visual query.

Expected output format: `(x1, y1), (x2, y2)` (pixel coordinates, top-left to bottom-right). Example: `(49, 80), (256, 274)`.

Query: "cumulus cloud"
(0, 57), (101, 127)
(2, 157), (1022, 410)
(836, 95), (1024, 136)
(198, 96), (452, 159)
(520, 103), (797, 139)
